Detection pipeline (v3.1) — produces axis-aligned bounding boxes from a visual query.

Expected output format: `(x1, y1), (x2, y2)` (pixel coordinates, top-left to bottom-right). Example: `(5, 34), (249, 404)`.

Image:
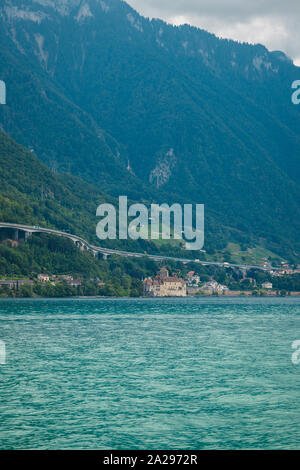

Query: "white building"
(262, 282), (273, 290)
(201, 280), (229, 294)
(38, 274), (50, 283)
(144, 268), (187, 297)
(186, 271), (200, 287)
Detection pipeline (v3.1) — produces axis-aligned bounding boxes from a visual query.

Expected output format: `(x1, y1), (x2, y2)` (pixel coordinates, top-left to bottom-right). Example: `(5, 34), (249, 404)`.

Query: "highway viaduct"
(0, 222), (276, 272)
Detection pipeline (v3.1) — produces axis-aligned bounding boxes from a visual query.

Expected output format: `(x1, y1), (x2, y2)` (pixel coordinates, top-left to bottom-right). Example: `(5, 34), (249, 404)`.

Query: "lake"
(0, 297), (299, 449)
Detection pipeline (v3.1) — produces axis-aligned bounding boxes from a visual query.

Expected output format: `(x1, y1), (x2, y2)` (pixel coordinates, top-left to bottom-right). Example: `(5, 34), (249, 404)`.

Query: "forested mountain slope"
(0, 0), (299, 259)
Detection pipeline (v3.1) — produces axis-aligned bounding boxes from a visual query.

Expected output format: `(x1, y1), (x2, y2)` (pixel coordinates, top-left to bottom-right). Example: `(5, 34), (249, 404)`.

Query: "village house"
(262, 282), (273, 290)
(37, 274), (50, 284)
(276, 268), (300, 276)
(57, 275), (74, 282)
(0, 279), (34, 290)
(186, 271), (201, 287)
(144, 268), (187, 297)
(270, 270), (283, 277)
(88, 278), (104, 287)
(200, 280), (229, 294)
(67, 279), (82, 288)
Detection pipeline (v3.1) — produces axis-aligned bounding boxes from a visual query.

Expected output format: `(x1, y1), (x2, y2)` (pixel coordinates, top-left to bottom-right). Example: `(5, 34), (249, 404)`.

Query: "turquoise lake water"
(0, 297), (299, 450)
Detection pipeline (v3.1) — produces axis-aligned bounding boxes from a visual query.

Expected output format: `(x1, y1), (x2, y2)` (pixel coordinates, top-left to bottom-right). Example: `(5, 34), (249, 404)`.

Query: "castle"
(143, 267), (187, 297)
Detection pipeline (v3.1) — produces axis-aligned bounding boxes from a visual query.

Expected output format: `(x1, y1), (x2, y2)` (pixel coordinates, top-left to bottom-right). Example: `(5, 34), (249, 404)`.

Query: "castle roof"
(163, 277), (186, 284)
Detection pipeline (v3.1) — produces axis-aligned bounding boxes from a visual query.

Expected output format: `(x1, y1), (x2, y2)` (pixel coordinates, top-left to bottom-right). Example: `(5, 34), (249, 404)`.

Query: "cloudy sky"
(127, 0), (300, 65)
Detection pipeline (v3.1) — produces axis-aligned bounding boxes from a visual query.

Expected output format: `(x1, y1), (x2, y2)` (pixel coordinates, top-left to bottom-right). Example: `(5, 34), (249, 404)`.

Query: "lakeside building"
(0, 279), (34, 289)
(38, 274), (50, 283)
(35, 274), (104, 288)
(36, 275), (105, 288)
(68, 279), (82, 288)
(186, 271), (201, 287)
(143, 268), (187, 297)
(200, 280), (229, 294)
(262, 282), (273, 290)
(54, 275), (74, 282)
(276, 269), (300, 276)
(88, 278), (104, 287)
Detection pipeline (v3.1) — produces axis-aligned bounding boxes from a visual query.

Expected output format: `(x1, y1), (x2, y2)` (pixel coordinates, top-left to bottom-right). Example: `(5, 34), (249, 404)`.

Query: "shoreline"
(1, 294), (300, 300)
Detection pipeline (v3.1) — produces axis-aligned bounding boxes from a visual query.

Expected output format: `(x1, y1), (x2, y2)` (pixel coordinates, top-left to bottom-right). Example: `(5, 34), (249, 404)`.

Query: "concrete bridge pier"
(231, 266), (247, 278)
(240, 268), (248, 279)
(24, 231), (32, 242)
(102, 253), (109, 260)
(13, 229), (19, 242)
(75, 240), (84, 251)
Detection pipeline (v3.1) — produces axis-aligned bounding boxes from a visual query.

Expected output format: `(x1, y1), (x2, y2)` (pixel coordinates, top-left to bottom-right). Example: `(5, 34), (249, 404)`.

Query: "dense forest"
(0, 0), (299, 262)
(0, 233), (153, 298)
(0, 129), (299, 298)
(0, 130), (200, 257)
(1, 230), (299, 298)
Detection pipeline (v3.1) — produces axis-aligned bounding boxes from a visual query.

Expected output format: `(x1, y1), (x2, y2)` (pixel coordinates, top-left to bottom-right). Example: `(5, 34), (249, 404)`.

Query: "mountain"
(0, 127), (113, 237)
(0, 0), (299, 260)
(0, 129), (161, 295)
(0, 129), (191, 260)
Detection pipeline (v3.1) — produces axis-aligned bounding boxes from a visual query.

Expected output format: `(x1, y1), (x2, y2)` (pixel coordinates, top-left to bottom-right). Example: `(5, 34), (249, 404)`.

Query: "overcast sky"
(127, 0), (300, 66)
